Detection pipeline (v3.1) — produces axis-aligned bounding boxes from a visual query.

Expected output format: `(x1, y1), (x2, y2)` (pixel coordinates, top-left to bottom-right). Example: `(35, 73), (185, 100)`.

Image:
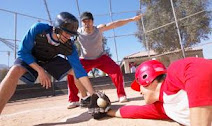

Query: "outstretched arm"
(107, 109), (122, 117)
(107, 102), (170, 120)
(98, 14), (143, 32)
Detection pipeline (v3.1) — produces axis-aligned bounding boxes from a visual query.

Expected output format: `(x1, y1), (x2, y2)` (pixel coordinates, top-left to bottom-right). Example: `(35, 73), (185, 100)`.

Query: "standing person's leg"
(97, 55), (127, 102)
(67, 74), (80, 109)
(0, 65), (27, 114)
(67, 75), (79, 102)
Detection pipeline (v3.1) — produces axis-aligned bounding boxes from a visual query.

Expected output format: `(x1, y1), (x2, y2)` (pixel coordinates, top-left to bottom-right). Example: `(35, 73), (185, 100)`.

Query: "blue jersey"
(17, 22), (87, 78)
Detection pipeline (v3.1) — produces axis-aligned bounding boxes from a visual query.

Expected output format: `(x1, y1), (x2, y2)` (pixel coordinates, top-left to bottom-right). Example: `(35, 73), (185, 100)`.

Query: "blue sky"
(0, 0), (211, 66)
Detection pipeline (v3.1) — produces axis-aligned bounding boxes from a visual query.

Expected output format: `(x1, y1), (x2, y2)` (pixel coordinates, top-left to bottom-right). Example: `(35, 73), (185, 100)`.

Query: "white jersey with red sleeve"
(159, 86), (190, 125)
(160, 57), (212, 126)
(120, 57), (212, 126)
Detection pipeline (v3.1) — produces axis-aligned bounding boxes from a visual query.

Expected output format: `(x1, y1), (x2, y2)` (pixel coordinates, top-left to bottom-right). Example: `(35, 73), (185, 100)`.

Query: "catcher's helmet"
(53, 12), (79, 36)
(131, 60), (166, 91)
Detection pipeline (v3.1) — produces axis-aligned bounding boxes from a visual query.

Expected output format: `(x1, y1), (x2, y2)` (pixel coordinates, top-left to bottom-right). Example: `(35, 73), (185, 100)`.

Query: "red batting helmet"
(131, 60), (166, 92)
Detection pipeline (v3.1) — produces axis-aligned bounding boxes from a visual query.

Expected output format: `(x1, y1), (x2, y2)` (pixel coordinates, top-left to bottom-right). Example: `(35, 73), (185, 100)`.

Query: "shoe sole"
(67, 104), (80, 109)
(119, 100), (128, 103)
(67, 105), (79, 109)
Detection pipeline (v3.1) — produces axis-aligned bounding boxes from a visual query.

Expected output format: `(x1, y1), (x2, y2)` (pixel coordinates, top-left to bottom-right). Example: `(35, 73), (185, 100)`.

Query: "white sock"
(82, 95), (90, 100)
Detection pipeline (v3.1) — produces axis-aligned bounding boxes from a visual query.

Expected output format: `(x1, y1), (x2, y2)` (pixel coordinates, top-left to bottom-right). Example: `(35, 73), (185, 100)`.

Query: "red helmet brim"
(131, 80), (140, 92)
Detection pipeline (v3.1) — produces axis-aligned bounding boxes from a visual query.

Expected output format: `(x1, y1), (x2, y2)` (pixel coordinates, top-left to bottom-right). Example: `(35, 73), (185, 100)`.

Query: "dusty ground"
(0, 86), (181, 126)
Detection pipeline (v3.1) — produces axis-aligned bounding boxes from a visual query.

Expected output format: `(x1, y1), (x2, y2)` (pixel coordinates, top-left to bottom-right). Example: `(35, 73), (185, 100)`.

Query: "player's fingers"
(41, 78), (48, 88)
(40, 80), (45, 87)
(44, 80), (49, 89)
(42, 81), (46, 88)
(46, 79), (51, 89)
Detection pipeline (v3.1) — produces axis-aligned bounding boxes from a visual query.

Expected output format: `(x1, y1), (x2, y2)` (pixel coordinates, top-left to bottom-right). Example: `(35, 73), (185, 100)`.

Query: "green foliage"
(136, 0), (211, 53)
(102, 36), (112, 57)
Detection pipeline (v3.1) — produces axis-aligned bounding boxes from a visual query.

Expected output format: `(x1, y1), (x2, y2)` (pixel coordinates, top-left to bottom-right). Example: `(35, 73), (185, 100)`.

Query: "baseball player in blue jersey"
(0, 12), (95, 114)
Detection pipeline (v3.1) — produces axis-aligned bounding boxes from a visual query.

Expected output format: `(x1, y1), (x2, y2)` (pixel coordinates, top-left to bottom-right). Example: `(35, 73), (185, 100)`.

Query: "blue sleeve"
(67, 45), (88, 79)
(17, 23), (50, 64)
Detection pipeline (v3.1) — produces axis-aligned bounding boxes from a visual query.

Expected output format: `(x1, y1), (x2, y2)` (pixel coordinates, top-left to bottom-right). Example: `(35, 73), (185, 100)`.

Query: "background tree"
(102, 37), (112, 57)
(136, 0), (211, 54)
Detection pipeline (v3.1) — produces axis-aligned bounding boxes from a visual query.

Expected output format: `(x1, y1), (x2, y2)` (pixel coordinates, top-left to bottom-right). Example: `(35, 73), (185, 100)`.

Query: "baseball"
(97, 97), (107, 108)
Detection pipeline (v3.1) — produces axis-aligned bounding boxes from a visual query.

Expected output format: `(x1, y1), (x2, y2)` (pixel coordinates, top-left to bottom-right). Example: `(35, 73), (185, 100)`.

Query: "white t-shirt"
(78, 26), (105, 60)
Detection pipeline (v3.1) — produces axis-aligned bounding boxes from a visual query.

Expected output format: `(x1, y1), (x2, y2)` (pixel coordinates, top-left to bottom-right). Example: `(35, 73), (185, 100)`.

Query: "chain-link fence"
(0, 0), (211, 66)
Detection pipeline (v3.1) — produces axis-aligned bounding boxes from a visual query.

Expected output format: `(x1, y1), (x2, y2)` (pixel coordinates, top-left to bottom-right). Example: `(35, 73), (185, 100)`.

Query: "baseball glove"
(88, 91), (111, 119)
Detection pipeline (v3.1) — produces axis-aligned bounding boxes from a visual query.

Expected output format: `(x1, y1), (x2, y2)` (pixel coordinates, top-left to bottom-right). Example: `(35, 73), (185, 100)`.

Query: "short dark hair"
(80, 11), (94, 21)
(153, 74), (166, 83)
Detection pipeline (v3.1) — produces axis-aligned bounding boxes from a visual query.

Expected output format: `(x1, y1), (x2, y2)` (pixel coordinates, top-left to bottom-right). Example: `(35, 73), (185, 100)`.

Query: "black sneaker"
(80, 96), (91, 108)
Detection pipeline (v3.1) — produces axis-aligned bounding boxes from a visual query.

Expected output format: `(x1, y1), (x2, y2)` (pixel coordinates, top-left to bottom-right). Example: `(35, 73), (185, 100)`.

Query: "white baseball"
(97, 97), (107, 108)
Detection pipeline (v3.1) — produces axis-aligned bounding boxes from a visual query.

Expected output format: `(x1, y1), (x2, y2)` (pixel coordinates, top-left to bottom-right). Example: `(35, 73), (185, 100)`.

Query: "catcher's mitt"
(88, 91), (111, 119)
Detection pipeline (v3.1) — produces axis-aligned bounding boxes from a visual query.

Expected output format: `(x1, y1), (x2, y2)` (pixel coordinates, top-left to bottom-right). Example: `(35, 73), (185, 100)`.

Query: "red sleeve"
(119, 101), (170, 120)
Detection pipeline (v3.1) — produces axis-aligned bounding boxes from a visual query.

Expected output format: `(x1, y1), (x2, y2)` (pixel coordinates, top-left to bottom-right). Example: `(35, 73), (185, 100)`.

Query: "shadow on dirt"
(34, 104), (127, 126)
(34, 96), (143, 126)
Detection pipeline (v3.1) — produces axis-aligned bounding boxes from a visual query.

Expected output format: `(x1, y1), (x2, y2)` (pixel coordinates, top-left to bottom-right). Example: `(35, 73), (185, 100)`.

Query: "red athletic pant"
(67, 55), (126, 102)
(67, 75), (79, 102)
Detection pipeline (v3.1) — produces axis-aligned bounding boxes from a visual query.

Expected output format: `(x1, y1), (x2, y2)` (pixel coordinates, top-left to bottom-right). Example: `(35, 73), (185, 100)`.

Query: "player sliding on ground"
(88, 57), (212, 126)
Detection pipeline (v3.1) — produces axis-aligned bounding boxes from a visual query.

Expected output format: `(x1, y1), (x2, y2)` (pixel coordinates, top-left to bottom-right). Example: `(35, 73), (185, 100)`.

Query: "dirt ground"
(0, 86), (181, 126)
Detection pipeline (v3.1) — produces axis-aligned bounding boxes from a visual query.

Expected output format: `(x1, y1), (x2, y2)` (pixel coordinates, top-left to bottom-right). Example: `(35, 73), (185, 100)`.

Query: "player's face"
(81, 19), (93, 29)
(140, 81), (159, 104)
(59, 31), (72, 43)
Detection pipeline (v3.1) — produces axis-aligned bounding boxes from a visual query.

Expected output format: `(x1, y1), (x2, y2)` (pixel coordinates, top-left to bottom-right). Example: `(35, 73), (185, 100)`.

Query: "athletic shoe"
(119, 96), (128, 103)
(67, 101), (79, 109)
(80, 96), (91, 108)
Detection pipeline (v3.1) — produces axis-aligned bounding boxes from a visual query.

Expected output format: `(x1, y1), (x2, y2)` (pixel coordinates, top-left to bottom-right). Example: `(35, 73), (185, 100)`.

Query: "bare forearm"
(78, 76), (95, 95)
(107, 18), (134, 28)
(29, 62), (51, 89)
(29, 62), (45, 73)
(99, 14), (142, 32)
(107, 109), (122, 117)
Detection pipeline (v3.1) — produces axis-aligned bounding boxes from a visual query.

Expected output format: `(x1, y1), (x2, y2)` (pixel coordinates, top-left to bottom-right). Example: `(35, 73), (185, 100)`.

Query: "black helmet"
(54, 12), (79, 36)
